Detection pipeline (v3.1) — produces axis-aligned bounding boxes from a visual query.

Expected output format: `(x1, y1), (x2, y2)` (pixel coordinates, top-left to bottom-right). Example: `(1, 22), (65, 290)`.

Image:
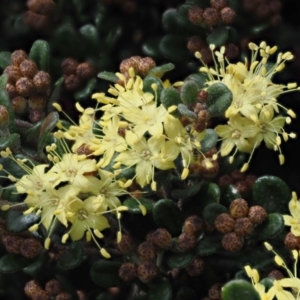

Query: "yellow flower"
(215, 114), (257, 156)
(283, 192), (300, 236)
(66, 196), (109, 241)
(115, 134), (175, 188)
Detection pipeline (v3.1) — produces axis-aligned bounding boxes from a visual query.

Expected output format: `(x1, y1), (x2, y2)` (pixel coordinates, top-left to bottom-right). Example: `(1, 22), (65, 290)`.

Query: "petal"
(136, 160), (152, 187)
(220, 139), (235, 156)
(69, 221), (85, 241)
(282, 215), (292, 226)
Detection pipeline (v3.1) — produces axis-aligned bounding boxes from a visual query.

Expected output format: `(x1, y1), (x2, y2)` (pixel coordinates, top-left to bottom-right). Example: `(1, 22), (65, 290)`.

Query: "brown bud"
(200, 47), (213, 64)
(183, 215), (204, 236)
(64, 74), (81, 91)
(151, 228), (173, 249)
(268, 270), (285, 280)
(16, 77), (35, 97)
(222, 232), (243, 251)
(45, 279), (62, 296)
(235, 181), (250, 197)
(76, 290), (87, 300)
(32, 290), (50, 300)
(231, 170), (245, 182)
(178, 232), (197, 252)
(220, 7), (236, 24)
(120, 56), (141, 74)
(6, 83), (18, 99)
(76, 62), (95, 81)
(55, 293), (72, 300)
(256, 4), (270, 19)
(243, 0), (257, 12)
(229, 198), (249, 219)
(138, 57), (156, 77)
(198, 90), (209, 102)
(224, 44), (239, 61)
(198, 109), (211, 125)
(248, 206), (267, 224)
(28, 93), (47, 110)
(204, 220), (215, 233)
(20, 238), (42, 259)
(245, 175), (257, 189)
(218, 174), (233, 189)
(185, 257), (204, 277)
(204, 147), (217, 158)
(137, 261), (158, 282)
(137, 241), (156, 261)
(193, 102), (206, 114)
(118, 262), (137, 282)
(19, 59), (38, 78)
(24, 11), (49, 31)
(2, 235), (24, 254)
(29, 109), (45, 123)
(76, 143), (94, 156)
(24, 280), (42, 298)
(199, 158), (219, 178)
(214, 213), (235, 234)
(234, 217), (253, 236)
(208, 283), (223, 300)
(10, 95), (27, 114)
(187, 36), (205, 54)
(11, 50), (28, 66)
(115, 234), (133, 254)
(33, 71), (51, 92)
(27, 0), (56, 15)
(270, 0), (282, 14)
(61, 58), (79, 75)
(210, 0), (227, 10)
(284, 232), (300, 250)
(203, 8), (220, 27)
(3, 65), (21, 83)
(188, 7), (204, 25)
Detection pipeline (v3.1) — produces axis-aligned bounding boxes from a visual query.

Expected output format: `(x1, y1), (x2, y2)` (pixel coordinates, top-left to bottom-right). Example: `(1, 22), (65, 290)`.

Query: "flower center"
(231, 130), (241, 139)
(141, 150), (151, 160)
(66, 168), (77, 177)
(78, 209), (88, 220)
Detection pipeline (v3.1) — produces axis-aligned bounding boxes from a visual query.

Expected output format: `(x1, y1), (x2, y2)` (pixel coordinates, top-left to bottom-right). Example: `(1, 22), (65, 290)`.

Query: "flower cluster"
(283, 191), (300, 237)
(245, 242), (300, 300)
(196, 41), (298, 171)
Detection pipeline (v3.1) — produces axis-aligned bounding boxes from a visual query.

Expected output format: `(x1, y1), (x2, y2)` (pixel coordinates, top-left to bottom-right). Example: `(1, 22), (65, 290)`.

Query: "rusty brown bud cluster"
(24, 0), (56, 33)
(61, 58), (95, 91)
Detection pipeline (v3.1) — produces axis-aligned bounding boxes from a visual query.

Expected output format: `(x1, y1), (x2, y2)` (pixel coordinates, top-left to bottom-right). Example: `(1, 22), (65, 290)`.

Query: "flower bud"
(11, 96), (27, 115)
(203, 7), (220, 27)
(27, 0), (56, 15)
(214, 213), (235, 234)
(24, 11), (49, 32)
(61, 58), (79, 75)
(20, 238), (42, 259)
(33, 71), (51, 92)
(229, 198), (249, 219)
(120, 56), (141, 74)
(248, 206), (267, 224)
(64, 74), (81, 91)
(234, 217), (253, 236)
(187, 36), (205, 54)
(114, 234), (133, 254)
(208, 283), (223, 300)
(210, 0), (227, 10)
(185, 257), (204, 277)
(29, 109), (45, 123)
(118, 262), (137, 282)
(76, 62), (95, 81)
(138, 57), (156, 77)
(284, 232), (300, 250)
(3, 65), (21, 83)
(45, 279), (62, 296)
(55, 292), (72, 300)
(137, 261), (159, 282)
(0, 105), (10, 126)
(188, 6), (204, 25)
(11, 50), (28, 66)
(137, 241), (156, 261)
(28, 93), (47, 111)
(16, 77), (35, 97)
(183, 215), (204, 236)
(268, 269), (285, 280)
(220, 7), (236, 24)
(178, 232), (197, 252)
(6, 83), (18, 99)
(24, 280), (42, 298)
(20, 59), (38, 78)
(2, 234), (24, 254)
(222, 232), (243, 251)
(151, 228), (173, 249)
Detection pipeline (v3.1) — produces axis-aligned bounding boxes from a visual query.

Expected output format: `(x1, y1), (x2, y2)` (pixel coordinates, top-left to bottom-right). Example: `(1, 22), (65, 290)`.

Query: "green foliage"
(180, 80), (198, 105)
(58, 242), (86, 269)
(221, 280), (261, 300)
(167, 252), (197, 269)
(6, 211), (39, 233)
(74, 78), (97, 102)
(124, 198), (154, 214)
(29, 40), (50, 71)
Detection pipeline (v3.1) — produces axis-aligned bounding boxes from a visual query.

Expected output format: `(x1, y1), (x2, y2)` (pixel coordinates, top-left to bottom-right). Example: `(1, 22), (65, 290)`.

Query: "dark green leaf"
(97, 71), (118, 83)
(181, 81), (198, 105)
(124, 198), (154, 214)
(29, 40), (50, 71)
(0, 74), (8, 89)
(148, 278), (172, 300)
(96, 293), (115, 300)
(0, 254), (33, 273)
(185, 73), (207, 89)
(142, 37), (163, 59)
(252, 176), (291, 214)
(58, 242), (85, 269)
(172, 181), (202, 199)
(6, 211), (40, 233)
(201, 129), (218, 153)
(177, 104), (197, 119)
(23, 251), (47, 276)
(220, 152), (246, 174)
(0, 89), (15, 133)
(207, 27), (229, 47)
(148, 63), (175, 78)
(0, 52), (11, 69)
(206, 83), (232, 117)
(221, 185), (241, 207)
(202, 203), (228, 226)
(162, 9), (184, 34)
(175, 287), (197, 300)
(143, 75), (164, 100)
(196, 234), (222, 256)
(79, 24), (100, 48)
(255, 213), (284, 240)
(46, 77), (65, 113)
(74, 78), (96, 102)
(160, 87), (181, 117)
(90, 260), (125, 288)
(167, 252), (196, 269)
(221, 280), (260, 300)
(0, 133), (20, 152)
(2, 184), (22, 202)
(153, 199), (184, 236)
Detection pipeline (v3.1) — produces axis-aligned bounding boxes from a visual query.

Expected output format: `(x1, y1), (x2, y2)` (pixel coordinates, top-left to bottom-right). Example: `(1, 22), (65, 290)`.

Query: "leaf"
(23, 251), (47, 276)
(148, 63), (175, 78)
(123, 198), (154, 214)
(206, 27), (229, 47)
(142, 37), (163, 59)
(167, 252), (196, 269)
(206, 83), (232, 117)
(148, 278), (172, 300)
(175, 287), (197, 300)
(221, 280), (260, 300)
(177, 104), (197, 119)
(0, 254), (33, 273)
(0, 74), (8, 89)
(6, 211), (40, 233)
(160, 87), (181, 117)
(0, 133), (20, 152)
(180, 81), (198, 105)
(74, 78), (96, 102)
(185, 73), (207, 89)
(143, 75), (164, 100)
(0, 52), (11, 69)
(29, 40), (50, 71)
(0, 89), (15, 133)
(58, 242), (85, 269)
(46, 77), (64, 113)
(196, 234), (223, 256)
(172, 181), (202, 199)
(79, 24), (100, 48)
(90, 260), (125, 288)
(97, 71), (118, 83)
(153, 199), (184, 236)
(255, 213), (284, 240)
(202, 203), (228, 226)
(201, 129), (218, 153)
(162, 9), (184, 34)
(221, 185), (241, 207)
(252, 176), (291, 214)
